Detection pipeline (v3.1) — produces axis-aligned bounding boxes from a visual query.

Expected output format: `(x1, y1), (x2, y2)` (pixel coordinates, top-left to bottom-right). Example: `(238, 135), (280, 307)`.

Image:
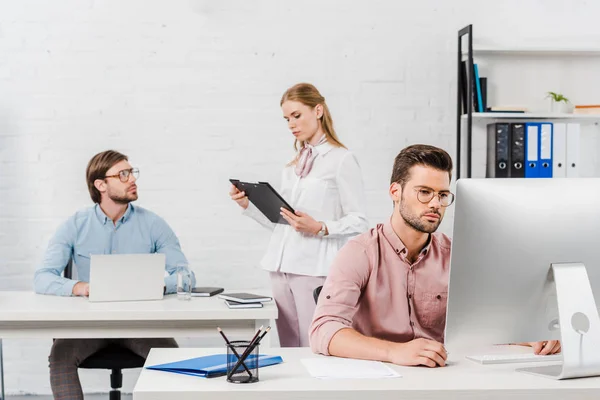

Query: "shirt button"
(395, 249), (400, 254)
(437, 295), (442, 300)
(408, 294), (412, 299)
(326, 295), (331, 300)
(410, 321), (415, 326)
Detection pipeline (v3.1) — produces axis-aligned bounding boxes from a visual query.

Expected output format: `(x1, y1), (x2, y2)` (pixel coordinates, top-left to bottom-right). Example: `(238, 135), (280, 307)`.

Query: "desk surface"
(0, 291), (276, 321)
(0, 291), (277, 339)
(133, 347), (600, 400)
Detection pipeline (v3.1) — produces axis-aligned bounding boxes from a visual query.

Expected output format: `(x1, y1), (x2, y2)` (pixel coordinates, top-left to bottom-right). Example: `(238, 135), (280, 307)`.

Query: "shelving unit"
(456, 24), (600, 179)
(461, 113), (600, 120)
(463, 48), (600, 57)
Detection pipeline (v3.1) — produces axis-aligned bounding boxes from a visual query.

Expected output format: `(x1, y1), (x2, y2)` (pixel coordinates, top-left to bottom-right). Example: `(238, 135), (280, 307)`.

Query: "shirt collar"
(383, 220), (407, 257)
(313, 140), (335, 156)
(383, 219), (432, 258)
(94, 203), (134, 225)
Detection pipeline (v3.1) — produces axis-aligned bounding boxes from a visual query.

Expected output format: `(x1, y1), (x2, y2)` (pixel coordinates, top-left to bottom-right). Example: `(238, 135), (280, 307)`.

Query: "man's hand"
(388, 338), (448, 367)
(280, 208), (322, 235)
(72, 282), (90, 297)
(526, 341), (561, 355)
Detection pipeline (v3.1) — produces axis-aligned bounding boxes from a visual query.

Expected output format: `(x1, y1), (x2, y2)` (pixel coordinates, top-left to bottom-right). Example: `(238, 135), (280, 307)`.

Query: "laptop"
(89, 253), (166, 302)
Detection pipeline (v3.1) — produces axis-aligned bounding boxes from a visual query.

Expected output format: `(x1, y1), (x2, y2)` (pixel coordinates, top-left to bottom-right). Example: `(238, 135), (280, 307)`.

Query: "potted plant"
(546, 91), (571, 114)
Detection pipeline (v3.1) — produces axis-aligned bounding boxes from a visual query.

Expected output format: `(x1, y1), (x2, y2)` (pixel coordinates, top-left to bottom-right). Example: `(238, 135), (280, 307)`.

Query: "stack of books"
(219, 292), (273, 308)
(573, 105), (600, 114)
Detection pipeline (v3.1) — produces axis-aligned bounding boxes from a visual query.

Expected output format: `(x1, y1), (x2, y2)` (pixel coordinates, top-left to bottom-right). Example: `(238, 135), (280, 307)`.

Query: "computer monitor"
(445, 178), (600, 379)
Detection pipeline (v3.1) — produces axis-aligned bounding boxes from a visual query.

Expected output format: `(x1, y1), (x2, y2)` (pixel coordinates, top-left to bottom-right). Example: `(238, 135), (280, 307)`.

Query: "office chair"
(64, 259), (146, 400)
(313, 286), (323, 305)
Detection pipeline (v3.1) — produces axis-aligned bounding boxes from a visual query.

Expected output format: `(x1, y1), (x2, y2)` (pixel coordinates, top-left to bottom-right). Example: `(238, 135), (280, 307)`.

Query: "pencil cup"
(226, 340), (259, 383)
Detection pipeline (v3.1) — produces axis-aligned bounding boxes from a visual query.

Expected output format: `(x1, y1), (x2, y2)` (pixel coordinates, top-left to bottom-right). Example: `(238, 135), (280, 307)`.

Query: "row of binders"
(487, 122), (580, 178)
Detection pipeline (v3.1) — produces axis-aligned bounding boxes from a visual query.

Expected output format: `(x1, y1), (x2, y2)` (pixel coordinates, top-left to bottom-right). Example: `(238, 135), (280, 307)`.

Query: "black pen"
(217, 327), (253, 376)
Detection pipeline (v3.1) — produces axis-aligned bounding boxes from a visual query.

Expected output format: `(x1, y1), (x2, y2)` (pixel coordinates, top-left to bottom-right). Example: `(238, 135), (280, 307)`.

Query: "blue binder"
(473, 64), (484, 112)
(146, 353), (283, 378)
(539, 122), (553, 178)
(525, 122), (541, 178)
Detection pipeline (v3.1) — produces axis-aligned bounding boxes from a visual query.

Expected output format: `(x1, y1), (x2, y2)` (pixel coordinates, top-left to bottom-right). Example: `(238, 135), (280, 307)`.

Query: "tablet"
(230, 179), (295, 224)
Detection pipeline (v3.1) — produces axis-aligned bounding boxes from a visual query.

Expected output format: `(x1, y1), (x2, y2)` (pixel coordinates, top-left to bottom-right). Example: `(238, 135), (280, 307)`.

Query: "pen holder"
(226, 340), (259, 383)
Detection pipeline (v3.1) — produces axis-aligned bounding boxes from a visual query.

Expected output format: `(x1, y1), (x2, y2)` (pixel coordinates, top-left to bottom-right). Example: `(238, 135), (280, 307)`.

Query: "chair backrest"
(64, 258), (73, 280)
(313, 286), (323, 305)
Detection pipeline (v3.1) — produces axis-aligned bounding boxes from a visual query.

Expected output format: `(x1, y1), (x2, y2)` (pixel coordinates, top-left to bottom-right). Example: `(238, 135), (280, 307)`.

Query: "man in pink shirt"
(309, 144), (561, 367)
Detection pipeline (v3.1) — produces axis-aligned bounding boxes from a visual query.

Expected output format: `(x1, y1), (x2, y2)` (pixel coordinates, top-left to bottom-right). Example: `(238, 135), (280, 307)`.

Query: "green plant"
(546, 91), (570, 103)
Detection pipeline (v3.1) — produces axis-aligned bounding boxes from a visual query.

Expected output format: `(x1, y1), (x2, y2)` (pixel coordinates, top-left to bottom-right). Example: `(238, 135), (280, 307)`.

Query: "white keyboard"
(466, 353), (563, 365)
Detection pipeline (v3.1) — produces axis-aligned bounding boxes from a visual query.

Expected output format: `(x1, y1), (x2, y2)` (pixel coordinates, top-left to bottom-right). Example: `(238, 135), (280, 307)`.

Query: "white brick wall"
(1, 0), (600, 395)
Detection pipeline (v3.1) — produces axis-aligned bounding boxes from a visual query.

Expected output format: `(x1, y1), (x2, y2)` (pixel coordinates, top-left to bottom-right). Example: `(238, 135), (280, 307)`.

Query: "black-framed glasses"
(105, 168), (139, 182)
(413, 187), (455, 207)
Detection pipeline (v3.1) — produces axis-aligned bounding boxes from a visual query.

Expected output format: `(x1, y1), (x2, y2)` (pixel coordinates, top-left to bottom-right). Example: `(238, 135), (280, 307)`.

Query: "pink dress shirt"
(310, 221), (451, 355)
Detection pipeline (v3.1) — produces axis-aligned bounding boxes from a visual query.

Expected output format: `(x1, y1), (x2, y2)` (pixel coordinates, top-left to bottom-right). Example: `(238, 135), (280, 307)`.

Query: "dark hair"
(390, 144), (453, 185)
(86, 150), (128, 203)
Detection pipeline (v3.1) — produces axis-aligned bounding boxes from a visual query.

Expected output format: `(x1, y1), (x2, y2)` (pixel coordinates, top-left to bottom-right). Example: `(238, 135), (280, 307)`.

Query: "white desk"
(0, 291), (277, 400)
(0, 291), (276, 339)
(133, 348), (600, 400)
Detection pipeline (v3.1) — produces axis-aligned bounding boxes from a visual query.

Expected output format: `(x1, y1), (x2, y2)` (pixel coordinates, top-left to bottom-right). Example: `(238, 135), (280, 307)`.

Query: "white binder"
(552, 123), (567, 178)
(566, 123), (581, 178)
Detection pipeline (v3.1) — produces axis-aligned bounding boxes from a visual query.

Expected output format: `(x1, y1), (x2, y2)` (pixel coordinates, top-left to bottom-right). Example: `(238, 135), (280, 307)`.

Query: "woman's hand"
(229, 184), (249, 210)
(280, 208), (323, 235)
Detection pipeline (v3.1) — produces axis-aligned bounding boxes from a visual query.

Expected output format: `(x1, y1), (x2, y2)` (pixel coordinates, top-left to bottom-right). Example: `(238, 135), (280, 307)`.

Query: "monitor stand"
(517, 263), (600, 379)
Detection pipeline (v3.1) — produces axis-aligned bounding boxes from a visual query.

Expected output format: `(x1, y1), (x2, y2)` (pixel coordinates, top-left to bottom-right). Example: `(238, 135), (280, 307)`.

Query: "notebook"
(225, 300), (263, 309)
(191, 287), (224, 297)
(147, 353), (283, 378)
(219, 292), (273, 303)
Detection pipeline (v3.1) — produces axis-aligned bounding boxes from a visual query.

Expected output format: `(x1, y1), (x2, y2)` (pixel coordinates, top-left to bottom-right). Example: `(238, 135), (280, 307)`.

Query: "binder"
(539, 122), (553, 178)
(510, 123), (525, 178)
(474, 64), (484, 112)
(486, 123), (510, 178)
(525, 123), (541, 178)
(552, 123), (567, 178)
(147, 353), (283, 378)
(566, 123), (581, 178)
(480, 77), (487, 111)
(459, 61), (468, 113)
(462, 61), (479, 112)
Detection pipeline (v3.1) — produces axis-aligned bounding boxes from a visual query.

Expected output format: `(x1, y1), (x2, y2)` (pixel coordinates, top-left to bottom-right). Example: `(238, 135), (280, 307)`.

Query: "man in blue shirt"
(34, 150), (196, 400)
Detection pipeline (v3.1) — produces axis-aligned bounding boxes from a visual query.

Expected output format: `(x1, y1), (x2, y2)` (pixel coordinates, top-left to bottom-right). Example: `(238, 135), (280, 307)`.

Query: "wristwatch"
(317, 222), (328, 237)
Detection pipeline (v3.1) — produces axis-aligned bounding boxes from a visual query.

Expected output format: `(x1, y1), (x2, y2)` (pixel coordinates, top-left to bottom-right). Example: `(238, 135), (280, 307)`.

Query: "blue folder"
(146, 353), (283, 378)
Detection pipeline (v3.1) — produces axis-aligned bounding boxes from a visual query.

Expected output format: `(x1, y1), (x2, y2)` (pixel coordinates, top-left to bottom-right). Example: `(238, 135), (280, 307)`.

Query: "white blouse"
(243, 142), (369, 277)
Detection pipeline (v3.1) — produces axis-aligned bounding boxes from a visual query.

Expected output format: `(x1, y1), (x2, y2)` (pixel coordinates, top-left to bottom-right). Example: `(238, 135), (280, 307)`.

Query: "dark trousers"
(48, 338), (178, 400)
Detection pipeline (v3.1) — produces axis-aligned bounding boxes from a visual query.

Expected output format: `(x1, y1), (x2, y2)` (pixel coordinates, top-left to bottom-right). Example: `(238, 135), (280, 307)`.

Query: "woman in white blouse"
(229, 83), (369, 347)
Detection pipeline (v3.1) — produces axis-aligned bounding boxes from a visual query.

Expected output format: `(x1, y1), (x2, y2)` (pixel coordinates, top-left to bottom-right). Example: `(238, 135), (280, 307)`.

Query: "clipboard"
(230, 179), (295, 224)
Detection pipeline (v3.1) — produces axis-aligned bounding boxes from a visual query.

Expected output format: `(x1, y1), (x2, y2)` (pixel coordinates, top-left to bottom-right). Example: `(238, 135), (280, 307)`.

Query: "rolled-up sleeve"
(309, 239), (371, 355)
(324, 152), (369, 238)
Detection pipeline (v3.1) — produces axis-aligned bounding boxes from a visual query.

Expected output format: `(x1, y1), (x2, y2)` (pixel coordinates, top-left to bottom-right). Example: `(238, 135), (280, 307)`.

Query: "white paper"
(301, 357), (401, 379)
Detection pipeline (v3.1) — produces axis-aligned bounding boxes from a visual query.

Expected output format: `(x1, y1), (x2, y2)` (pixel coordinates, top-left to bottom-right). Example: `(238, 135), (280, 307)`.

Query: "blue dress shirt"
(34, 203), (195, 296)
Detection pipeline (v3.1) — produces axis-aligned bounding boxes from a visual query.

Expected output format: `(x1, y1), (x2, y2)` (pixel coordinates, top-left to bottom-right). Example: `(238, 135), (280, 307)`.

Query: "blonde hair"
(280, 83), (346, 164)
